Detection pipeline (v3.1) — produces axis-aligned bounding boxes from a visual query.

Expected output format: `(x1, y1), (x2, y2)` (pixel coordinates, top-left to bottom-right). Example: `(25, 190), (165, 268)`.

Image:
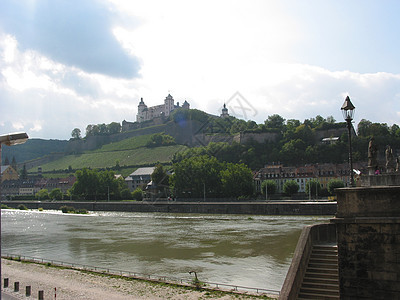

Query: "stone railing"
(279, 223), (336, 300)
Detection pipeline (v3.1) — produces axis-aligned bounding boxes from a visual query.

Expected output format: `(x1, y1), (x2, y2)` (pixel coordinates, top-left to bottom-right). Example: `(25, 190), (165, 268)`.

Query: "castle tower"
(220, 103), (229, 118)
(164, 94), (174, 116)
(182, 100), (190, 109)
(137, 98), (148, 122)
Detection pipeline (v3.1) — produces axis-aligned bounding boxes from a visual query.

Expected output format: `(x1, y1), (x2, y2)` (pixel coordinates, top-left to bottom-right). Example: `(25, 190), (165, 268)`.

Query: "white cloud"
(0, 0), (399, 140)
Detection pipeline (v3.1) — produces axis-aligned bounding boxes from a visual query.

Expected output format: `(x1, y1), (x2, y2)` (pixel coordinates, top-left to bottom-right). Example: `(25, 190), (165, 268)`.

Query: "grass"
(31, 145), (188, 172)
(94, 135), (153, 152)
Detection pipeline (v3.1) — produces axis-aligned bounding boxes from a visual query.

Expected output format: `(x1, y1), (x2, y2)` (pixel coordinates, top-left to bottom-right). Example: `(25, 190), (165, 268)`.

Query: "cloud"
(0, 0), (141, 78)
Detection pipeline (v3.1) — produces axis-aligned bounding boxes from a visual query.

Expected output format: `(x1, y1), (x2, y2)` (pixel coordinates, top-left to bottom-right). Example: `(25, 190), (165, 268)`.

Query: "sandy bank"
(1, 259), (276, 299)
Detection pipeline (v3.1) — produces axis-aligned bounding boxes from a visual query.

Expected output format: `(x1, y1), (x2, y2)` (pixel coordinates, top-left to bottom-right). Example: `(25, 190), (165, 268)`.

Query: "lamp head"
(0, 132), (29, 146)
(341, 96), (355, 121)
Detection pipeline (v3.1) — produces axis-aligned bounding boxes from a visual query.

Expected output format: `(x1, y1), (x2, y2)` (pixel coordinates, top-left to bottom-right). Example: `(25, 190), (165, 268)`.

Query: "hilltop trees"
(71, 128), (82, 140)
(85, 122), (122, 137)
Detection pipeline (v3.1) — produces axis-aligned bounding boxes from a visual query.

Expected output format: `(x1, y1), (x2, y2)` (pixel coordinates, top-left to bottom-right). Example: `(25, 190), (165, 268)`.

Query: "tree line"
(71, 122), (122, 140)
(172, 113), (400, 169)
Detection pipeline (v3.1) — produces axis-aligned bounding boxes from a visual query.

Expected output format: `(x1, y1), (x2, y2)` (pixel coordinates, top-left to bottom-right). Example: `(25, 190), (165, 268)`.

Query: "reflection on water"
(1, 210), (330, 290)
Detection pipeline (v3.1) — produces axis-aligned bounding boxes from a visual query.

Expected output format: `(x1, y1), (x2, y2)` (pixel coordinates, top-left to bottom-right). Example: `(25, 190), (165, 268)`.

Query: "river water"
(1, 210), (330, 291)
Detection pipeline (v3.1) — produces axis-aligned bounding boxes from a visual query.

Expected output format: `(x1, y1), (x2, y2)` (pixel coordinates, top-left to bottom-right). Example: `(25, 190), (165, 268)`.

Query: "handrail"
(2, 254), (280, 296)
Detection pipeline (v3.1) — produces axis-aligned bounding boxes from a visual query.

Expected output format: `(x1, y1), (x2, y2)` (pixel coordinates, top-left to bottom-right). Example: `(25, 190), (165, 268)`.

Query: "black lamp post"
(341, 96), (356, 187)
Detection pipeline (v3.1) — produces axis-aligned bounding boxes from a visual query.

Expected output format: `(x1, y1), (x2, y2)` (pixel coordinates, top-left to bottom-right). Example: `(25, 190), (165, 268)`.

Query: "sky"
(1, 0), (400, 140)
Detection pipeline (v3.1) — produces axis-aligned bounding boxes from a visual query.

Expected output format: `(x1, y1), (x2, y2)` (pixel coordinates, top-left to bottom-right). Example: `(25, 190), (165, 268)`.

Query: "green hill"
(1, 138), (68, 165)
(28, 135), (187, 176)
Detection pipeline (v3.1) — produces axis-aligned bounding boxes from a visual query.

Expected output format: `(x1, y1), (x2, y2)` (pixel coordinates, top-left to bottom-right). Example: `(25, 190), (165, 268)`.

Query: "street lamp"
(341, 96), (355, 187)
(0, 132), (29, 285)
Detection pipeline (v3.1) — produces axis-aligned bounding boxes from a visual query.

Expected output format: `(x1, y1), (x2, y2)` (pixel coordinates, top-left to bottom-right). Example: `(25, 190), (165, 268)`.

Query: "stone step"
(308, 261), (339, 269)
(298, 291), (340, 300)
(310, 252), (338, 258)
(312, 248), (338, 255)
(303, 275), (339, 284)
(299, 286), (340, 296)
(306, 266), (339, 275)
(301, 280), (339, 291)
(309, 258), (338, 265)
(298, 244), (339, 299)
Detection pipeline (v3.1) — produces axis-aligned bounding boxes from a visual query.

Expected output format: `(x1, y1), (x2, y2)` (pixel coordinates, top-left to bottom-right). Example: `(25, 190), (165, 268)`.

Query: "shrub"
(60, 205), (75, 213)
(283, 180), (300, 196)
(132, 188), (143, 201)
(38, 207), (44, 211)
(17, 204), (28, 210)
(327, 179), (345, 195)
(60, 205), (88, 214)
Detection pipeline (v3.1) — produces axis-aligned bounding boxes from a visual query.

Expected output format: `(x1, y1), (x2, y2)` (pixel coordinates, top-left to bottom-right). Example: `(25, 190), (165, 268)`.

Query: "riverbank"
(2, 200), (337, 215)
(1, 258), (276, 299)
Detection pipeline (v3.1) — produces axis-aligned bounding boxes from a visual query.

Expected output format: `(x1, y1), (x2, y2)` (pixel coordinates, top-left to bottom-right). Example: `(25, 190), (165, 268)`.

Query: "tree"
(327, 179), (345, 195)
(71, 168), (100, 200)
(220, 163), (254, 198)
(283, 180), (299, 196)
(305, 179), (321, 198)
(151, 163), (170, 197)
(170, 155), (222, 198)
(132, 188), (143, 201)
(71, 168), (126, 200)
(120, 188), (132, 200)
(107, 122), (121, 135)
(280, 139), (307, 164)
(71, 128), (82, 140)
(98, 170), (120, 200)
(11, 156), (17, 171)
(36, 189), (49, 200)
(146, 133), (176, 147)
(261, 180), (277, 198)
(20, 164), (28, 180)
(265, 114), (285, 130)
(49, 188), (63, 200)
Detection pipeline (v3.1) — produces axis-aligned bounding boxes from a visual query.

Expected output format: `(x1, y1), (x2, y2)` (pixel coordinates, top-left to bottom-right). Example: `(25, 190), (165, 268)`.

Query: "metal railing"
(2, 253), (280, 296)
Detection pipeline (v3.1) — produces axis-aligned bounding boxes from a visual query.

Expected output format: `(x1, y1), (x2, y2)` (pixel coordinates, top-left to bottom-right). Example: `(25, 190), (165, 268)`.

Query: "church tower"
(220, 103), (229, 118)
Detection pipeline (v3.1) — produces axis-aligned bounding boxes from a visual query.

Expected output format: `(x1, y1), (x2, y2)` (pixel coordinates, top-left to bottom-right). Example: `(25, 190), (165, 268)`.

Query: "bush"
(132, 188), (143, 201)
(283, 180), (300, 196)
(327, 179), (345, 195)
(60, 205), (88, 214)
(1, 204), (12, 209)
(60, 205), (75, 213)
(17, 204), (28, 210)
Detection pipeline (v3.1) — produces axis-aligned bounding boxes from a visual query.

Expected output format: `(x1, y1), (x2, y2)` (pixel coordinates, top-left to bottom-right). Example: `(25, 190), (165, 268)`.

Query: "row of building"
(1, 162), (364, 199)
(253, 162), (365, 194)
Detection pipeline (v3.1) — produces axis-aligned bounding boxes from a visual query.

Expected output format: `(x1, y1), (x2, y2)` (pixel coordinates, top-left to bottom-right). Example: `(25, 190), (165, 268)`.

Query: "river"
(1, 209), (330, 291)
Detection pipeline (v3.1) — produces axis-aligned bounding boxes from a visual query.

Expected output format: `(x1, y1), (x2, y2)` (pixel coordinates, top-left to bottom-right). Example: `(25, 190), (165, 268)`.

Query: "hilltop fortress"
(136, 94), (190, 123)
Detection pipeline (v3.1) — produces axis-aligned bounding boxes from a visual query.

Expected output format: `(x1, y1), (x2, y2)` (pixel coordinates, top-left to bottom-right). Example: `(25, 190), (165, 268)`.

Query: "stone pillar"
(332, 186), (400, 299)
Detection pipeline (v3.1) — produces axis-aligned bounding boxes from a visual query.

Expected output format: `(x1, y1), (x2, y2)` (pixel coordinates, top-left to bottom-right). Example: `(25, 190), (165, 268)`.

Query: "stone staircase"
(297, 244), (339, 299)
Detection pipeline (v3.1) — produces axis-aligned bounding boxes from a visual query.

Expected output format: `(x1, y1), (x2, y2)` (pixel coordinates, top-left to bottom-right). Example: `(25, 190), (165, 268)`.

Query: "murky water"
(1, 210), (330, 290)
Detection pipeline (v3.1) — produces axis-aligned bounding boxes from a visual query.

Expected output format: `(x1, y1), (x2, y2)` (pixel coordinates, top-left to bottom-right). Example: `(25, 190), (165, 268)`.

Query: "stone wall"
(2, 201), (337, 216)
(333, 186), (400, 299)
